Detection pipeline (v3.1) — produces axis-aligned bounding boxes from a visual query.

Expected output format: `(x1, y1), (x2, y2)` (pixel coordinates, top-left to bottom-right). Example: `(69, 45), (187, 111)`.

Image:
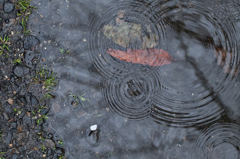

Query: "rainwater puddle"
(29, 0), (240, 158)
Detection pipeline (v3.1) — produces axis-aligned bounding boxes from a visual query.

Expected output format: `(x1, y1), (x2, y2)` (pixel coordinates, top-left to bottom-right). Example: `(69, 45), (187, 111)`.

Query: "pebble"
(90, 125), (97, 131)
(7, 98), (13, 105)
(14, 66), (24, 77)
(3, 2), (14, 13)
(24, 35), (40, 50)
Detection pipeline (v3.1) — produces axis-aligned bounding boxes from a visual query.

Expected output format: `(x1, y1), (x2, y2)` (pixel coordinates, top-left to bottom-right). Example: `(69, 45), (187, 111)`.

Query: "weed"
(69, 94), (78, 102)
(36, 133), (45, 141)
(108, 150), (114, 157)
(0, 155), (5, 159)
(0, 151), (6, 159)
(43, 93), (54, 100)
(58, 139), (64, 147)
(38, 135), (45, 141)
(37, 114), (48, 125)
(78, 94), (89, 105)
(33, 67), (58, 101)
(16, 0), (36, 35)
(34, 67), (58, 91)
(13, 59), (21, 64)
(31, 110), (36, 115)
(16, 0), (37, 14)
(14, 108), (22, 114)
(69, 93), (89, 106)
(0, 130), (2, 141)
(0, 35), (10, 55)
(38, 106), (46, 112)
(41, 145), (46, 153)
(59, 155), (65, 159)
(59, 47), (69, 54)
(21, 18), (30, 36)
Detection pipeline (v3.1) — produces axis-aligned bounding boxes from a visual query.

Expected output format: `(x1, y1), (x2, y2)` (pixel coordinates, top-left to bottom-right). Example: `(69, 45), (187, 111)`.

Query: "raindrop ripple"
(148, 1), (240, 127)
(194, 121), (240, 159)
(89, 0), (168, 79)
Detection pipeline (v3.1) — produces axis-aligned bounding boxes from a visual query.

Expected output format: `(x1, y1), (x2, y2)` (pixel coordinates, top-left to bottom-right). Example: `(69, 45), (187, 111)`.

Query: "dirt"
(0, 0), (65, 158)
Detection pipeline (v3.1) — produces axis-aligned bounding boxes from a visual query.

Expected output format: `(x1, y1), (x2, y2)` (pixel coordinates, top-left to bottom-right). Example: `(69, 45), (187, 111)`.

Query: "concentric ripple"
(147, 1), (240, 127)
(89, 0), (168, 79)
(194, 121), (240, 159)
(91, 0), (240, 126)
(102, 71), (160, 119)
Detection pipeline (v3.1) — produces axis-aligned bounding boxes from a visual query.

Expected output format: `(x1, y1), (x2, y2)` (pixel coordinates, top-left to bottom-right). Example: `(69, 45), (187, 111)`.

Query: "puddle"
(29, 0), (240, 158)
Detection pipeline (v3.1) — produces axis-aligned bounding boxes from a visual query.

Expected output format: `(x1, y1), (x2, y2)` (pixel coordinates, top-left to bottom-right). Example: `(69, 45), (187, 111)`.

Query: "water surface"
(29, 0), (240, 158)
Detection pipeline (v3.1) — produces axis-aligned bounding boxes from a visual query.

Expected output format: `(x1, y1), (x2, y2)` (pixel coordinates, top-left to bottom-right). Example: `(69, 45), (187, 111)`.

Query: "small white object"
(90, 125), (97, 131)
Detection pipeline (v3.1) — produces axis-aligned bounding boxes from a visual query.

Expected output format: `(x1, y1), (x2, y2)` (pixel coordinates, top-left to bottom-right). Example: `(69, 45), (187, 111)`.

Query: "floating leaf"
(107, 48), (172, 67)
(102, 10), (158, 49)
(102, 23), (141, 48)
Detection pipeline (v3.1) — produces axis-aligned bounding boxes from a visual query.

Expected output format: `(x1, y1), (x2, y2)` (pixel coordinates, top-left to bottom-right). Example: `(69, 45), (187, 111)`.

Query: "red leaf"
(106, 48), (172, 67)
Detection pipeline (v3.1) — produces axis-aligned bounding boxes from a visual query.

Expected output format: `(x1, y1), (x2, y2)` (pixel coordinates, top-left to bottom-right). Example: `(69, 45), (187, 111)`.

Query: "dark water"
(29, 0), (240, 158)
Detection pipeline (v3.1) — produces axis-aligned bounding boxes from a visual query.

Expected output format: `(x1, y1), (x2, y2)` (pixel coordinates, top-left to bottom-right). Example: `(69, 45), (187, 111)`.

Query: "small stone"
(3, 112), (9, 120)
(12, 154), (18, 159)
(23, 114), (31, 124)
(24, 35), (40, 50)
(9, 143), (13, 147)
(17, 126), (22, 132)
(14, 66), (24, 77)
(30, 95), (38, 106)
(17, 132), (27, 141)
(55, 148), (64, 154)
(7, 98), (13, 105)
(3, 2), (14, 13)
(42, 154), (46, 157)
(43, 139), (55, 149)
(90, 125), (97, 131)
(4, 19), (16, 28)
(6, 132), (12, 144)
(26, 112), (31, 117)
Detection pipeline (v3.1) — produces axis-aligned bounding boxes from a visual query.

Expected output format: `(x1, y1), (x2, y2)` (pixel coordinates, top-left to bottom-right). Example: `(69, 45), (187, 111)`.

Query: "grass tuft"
(0, 35), (10, 55)
(13, 59), (21, 64)
(33, 66), (58, 101)
(16, 0), (37, 35)
(69, 93), (89, 106)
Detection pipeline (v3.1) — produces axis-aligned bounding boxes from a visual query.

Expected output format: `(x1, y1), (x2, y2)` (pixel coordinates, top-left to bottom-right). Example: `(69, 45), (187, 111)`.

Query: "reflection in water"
(89, 0), (164, 78)
(92, 0), (239, 127)
(29, 0), (240, 158)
